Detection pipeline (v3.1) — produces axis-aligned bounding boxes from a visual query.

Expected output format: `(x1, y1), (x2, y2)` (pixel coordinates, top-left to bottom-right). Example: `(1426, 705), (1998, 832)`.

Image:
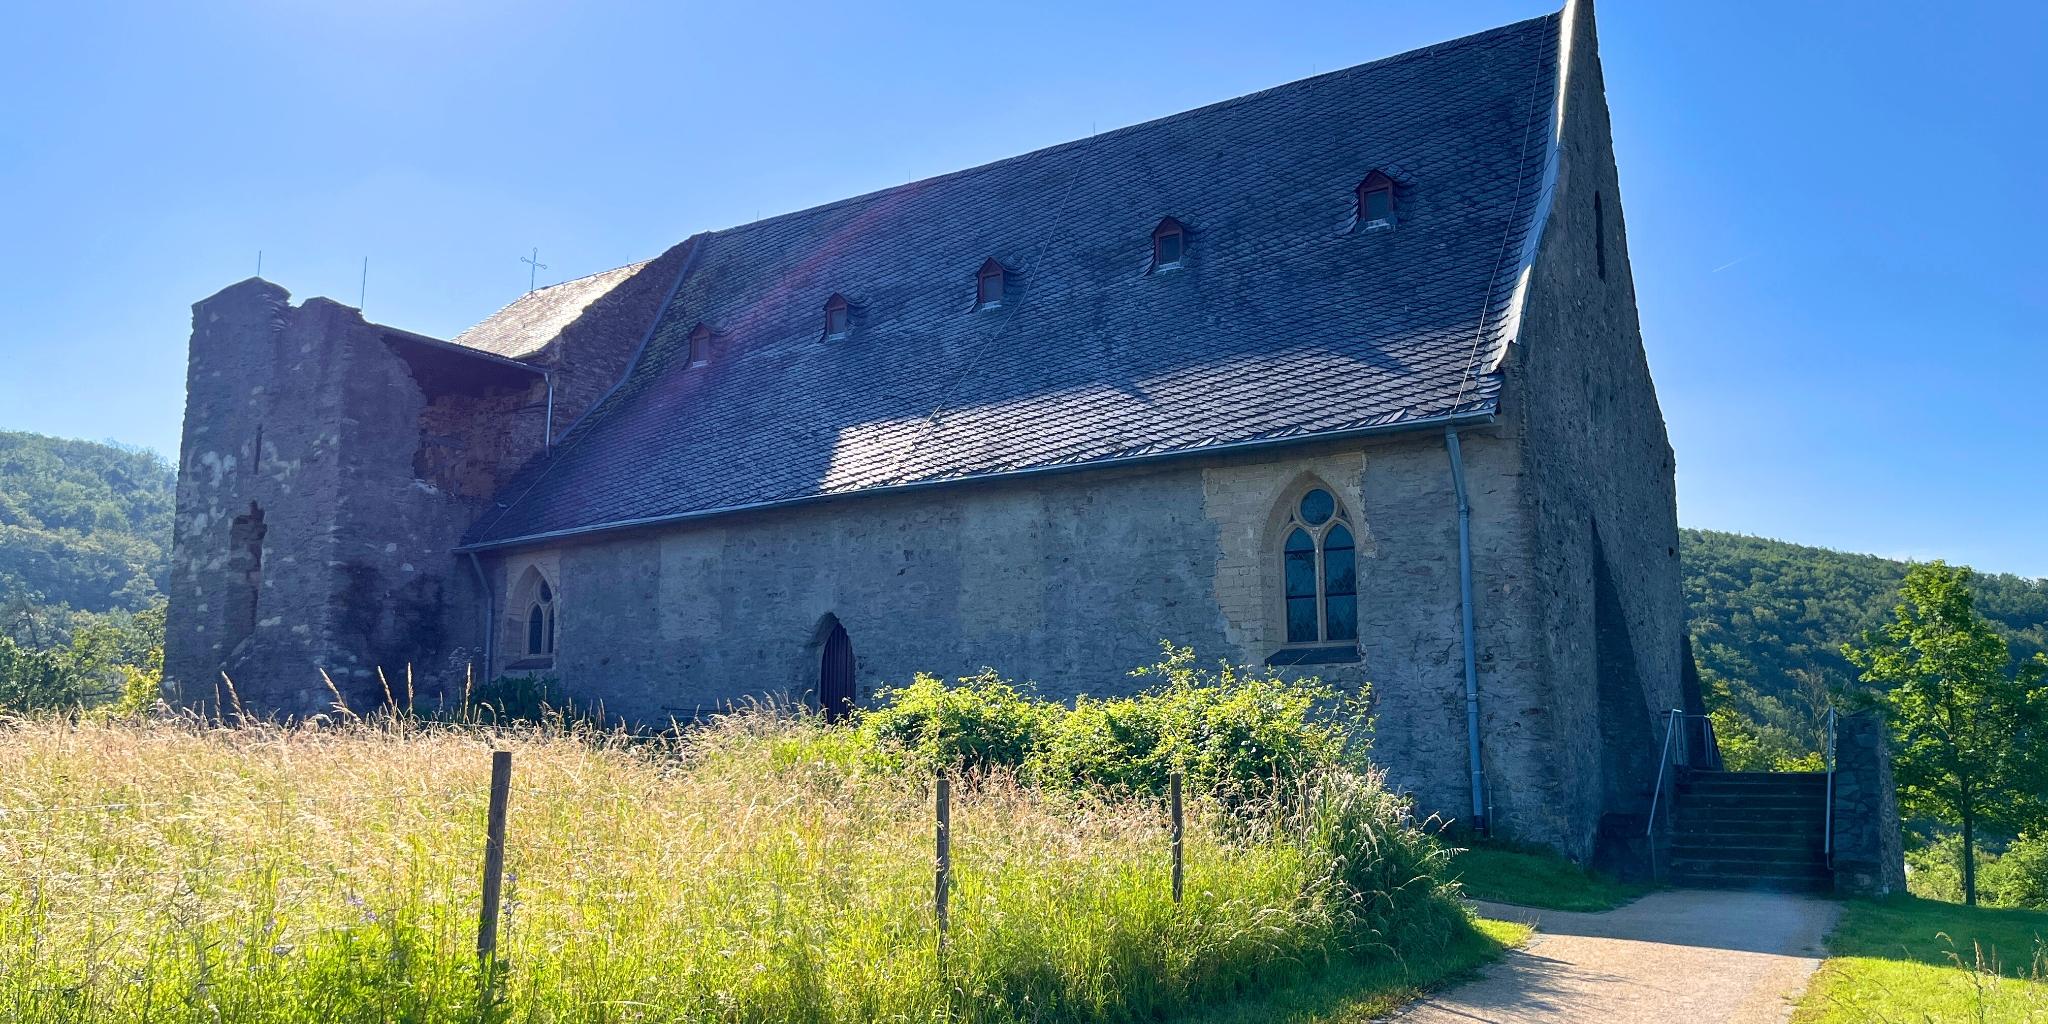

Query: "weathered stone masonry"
(166, 5), (1703, 861)
(164, 282), (551, 714)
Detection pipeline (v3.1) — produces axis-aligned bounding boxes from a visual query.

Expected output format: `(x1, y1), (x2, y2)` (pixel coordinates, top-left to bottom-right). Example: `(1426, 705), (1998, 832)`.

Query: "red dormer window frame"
(824, 294), (851, 338)
(1151, 217), (1186, 270)
(1356, 171), (1397, 227)
(976, 259), (1006, 308)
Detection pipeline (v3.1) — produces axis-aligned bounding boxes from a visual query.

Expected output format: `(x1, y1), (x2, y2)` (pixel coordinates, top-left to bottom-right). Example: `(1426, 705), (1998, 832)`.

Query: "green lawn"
(1795, 895), (2048, 1023)
(1447, 842), (1650, 912)
(1176, 917), (1530, 1023)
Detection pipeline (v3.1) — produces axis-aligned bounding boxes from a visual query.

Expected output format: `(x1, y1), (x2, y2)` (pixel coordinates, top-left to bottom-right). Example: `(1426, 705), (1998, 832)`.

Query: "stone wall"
(525, 243), (695, 439)
(1830, 710), (1907, 896)
(165, 281), (550, 714)
(1492, 1), (1688, 858)
(479, 427), (1609, 846)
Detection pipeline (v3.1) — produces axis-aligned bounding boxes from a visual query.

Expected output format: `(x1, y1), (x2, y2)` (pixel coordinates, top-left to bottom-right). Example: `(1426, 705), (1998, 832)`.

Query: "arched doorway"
(820, 620), (856, 722)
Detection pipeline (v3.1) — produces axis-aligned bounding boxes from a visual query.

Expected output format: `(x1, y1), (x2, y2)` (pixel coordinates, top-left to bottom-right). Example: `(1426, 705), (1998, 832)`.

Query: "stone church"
(166, 3), (1704, 858)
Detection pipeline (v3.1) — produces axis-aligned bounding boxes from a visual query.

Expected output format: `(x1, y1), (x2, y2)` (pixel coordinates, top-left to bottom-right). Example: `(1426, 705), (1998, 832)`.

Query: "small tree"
(1844, 562), (2048, 905)
(0, 634), (80, 712)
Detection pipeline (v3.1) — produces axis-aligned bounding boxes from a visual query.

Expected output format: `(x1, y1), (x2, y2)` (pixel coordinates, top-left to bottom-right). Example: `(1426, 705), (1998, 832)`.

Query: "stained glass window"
(1277, 488), (1359, 644)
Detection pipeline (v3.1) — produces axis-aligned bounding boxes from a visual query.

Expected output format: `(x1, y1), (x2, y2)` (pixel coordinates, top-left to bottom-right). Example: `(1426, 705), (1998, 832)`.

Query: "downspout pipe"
(1445, 428), (1489, 835)
(467, 551), (494, 682)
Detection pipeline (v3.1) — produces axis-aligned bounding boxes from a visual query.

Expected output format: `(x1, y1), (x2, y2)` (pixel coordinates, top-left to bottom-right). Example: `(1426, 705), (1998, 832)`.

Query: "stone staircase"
(1668, 771), (1832, 891)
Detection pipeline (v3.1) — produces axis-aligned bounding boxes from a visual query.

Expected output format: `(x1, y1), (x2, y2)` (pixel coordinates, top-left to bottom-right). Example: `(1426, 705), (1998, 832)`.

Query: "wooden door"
(820, 622), (856, 722)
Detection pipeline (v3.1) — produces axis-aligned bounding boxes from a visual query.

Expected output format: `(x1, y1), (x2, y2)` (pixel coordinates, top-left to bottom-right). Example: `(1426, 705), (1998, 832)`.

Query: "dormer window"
(686, 323), (713, 365)
(1151, 218), (1186, 271)
(1356, 171), (1397, 228)
(824, 294), (851, 339)
(975, 259), (1007, 309)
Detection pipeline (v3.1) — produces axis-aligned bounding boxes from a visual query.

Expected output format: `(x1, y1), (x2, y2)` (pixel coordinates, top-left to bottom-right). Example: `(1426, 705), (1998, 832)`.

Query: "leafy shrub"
(0, 634), (76, 712)
(1909, 833), (2048, 909)
(454, 674), (602, 726)
(854, 643), (1366, 800)
(0, 599), (164, 715)
(857, 668), (1057, 774)
(1034, 644), (1363, 797)
(1990, 834), (2048, 909)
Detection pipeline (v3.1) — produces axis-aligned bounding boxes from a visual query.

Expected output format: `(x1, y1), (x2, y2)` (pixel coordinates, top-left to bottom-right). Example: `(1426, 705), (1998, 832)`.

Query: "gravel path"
(1388, 889), (1841, 1024)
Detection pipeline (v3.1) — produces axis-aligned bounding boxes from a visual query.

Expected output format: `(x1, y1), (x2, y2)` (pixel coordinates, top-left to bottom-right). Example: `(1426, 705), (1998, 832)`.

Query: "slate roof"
(454, 261), (654, 360)
(464, 12), (1563, 548)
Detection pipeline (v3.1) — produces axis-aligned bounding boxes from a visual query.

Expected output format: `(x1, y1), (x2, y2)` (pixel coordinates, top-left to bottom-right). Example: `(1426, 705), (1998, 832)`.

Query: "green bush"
(1035, 644), (1362, 797)
(454, 674), (601, 726)
(1990, 835), (2048, 909)
(854, 643), (1366, 800)
(1908, 833), (2048, 909)
(857, 668), (1057, 774)
(0, 633), (78, 712)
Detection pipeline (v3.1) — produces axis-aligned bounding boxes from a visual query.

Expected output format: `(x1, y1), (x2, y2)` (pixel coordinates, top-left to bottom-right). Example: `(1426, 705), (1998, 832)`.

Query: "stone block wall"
(1831, 710), (1907, 896)
(165, 281), (551, 714)
(476, 423), (1625, 853)
(1490, 0), (1688, 858)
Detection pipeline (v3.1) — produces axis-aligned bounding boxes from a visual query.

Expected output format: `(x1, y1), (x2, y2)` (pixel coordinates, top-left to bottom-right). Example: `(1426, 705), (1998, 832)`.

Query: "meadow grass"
(0, 710), (1489, 1022)
(1794, 895), (2048, 1023)
(1444, 841), (1648, 912)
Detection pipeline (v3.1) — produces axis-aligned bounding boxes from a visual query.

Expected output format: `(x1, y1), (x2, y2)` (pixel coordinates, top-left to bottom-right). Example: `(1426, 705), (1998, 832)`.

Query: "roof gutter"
(378, 327), (548, 375)
(457, 408), (1496, 553)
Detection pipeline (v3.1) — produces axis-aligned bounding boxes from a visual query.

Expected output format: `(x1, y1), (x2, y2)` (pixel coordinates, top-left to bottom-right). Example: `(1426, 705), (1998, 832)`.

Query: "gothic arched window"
(526, 579), (557, 657)
(1281, 488), (1357, 644)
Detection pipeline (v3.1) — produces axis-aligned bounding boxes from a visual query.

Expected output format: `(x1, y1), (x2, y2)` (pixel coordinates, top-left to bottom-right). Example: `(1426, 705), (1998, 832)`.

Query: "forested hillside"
(0, 431), (174, 624)
(1682, 528), (2048, 765)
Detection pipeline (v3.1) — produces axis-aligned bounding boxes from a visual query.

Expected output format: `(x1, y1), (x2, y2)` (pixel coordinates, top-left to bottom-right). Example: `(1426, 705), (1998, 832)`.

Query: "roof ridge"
(697, 11), (1563, 239)
(453, 258), (655, 343)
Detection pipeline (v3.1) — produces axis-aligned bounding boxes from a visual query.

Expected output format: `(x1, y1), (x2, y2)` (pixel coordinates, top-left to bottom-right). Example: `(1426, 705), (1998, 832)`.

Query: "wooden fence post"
(477, 749), (513, 965)
(935, 772), (952, 969)
(1170, 772), (1184, 904)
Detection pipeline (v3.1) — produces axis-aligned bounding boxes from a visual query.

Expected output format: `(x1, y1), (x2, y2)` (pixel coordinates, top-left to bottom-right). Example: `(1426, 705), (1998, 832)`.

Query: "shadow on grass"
(1447, 841), (1651, 913)
(1172, 918), (1530, 1024)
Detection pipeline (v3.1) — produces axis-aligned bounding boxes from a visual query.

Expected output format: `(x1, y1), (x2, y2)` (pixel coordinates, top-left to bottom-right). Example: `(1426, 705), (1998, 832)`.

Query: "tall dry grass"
(0, 710), (1472, 1023)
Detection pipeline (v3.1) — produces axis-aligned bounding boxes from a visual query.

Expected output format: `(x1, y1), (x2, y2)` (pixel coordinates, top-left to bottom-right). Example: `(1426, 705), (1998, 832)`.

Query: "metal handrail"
(1823, 706), (1838, 860)
(1644, 708), (1684, 838)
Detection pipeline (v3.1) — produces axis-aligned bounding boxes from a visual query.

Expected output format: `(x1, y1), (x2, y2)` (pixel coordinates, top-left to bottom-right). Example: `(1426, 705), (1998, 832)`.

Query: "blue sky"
(2, 2), (2043, 577)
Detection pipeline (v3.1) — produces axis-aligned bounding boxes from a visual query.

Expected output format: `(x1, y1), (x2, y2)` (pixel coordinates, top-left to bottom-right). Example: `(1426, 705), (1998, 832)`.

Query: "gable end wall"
(1499, 1), (1686, 857)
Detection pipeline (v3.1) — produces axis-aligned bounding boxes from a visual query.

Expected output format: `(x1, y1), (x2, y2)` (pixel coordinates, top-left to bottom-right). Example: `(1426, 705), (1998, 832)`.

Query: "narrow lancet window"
(1279, 487), (1359, 644)
(526, 579), (556, 656)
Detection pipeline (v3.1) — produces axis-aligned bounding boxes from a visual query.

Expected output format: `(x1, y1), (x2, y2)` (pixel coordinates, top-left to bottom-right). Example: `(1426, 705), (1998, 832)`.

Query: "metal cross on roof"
(521, 248), (549, 293)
